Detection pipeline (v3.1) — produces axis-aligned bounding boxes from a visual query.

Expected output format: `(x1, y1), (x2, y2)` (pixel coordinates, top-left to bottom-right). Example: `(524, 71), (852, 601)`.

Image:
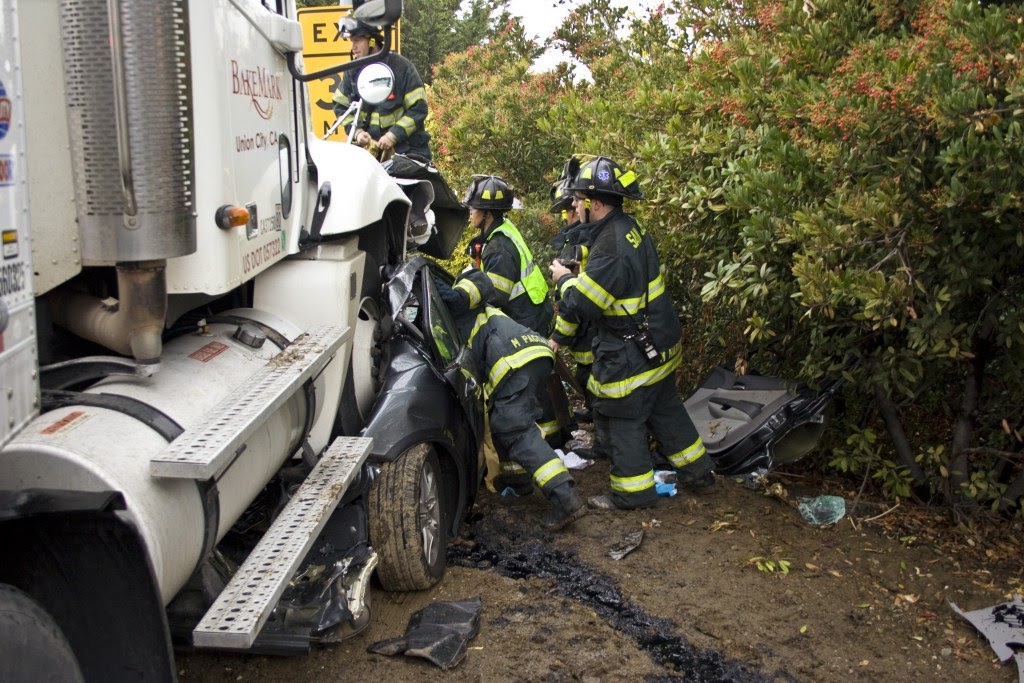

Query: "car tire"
(368, 443), (447, 591)
(0, 583), (83, 683)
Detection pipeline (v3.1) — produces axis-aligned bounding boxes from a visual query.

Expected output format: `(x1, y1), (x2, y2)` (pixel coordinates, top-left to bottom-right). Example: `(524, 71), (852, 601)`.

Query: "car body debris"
(608, 529), (645, 561)
(951, 594), (1024, 683)
(367, 597), (483, 670)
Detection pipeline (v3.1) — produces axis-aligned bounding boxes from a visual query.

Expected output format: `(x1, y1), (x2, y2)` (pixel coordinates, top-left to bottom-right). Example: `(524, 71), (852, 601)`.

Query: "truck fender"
(305, 137), (410, 239)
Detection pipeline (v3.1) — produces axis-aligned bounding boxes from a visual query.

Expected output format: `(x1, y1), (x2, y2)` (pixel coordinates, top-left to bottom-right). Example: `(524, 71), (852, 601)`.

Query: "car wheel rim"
(418, 463), (441, 567)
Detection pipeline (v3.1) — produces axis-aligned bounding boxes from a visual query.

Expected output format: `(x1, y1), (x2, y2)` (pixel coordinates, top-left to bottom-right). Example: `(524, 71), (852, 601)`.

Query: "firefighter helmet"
(463, 175), (515, 212)
(549, 178), (573, 214)
(339, 17), (384, 48)
(568, 156), (643, 201)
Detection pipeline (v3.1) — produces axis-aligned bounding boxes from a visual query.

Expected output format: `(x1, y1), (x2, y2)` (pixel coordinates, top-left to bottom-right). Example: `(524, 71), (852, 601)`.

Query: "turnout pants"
(490, 359), (571, 495)
(594, 374), (712, 508)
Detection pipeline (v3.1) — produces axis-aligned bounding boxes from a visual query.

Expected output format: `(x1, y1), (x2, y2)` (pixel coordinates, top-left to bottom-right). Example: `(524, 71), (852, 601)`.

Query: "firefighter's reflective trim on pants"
(537, 418), (560, 440)
(533, 457), (569, 488)
(501, 460), (528, 476)
(667, 436), (707, 468)
(553, 314), (578, 337)
(486, 345), (554, 396)
(588, 342), (682, 400)
(610, 469), (656, 494)
(454, 277), (483, 308)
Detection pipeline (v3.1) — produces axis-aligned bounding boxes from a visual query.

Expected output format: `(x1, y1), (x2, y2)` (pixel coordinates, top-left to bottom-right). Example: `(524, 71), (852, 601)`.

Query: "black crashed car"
(360, 255), (485, 591)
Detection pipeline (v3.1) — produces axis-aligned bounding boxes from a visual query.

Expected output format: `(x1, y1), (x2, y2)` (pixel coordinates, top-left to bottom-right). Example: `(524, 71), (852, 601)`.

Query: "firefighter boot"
(677, 457), (716, 492)
(539, 483), (588, 531)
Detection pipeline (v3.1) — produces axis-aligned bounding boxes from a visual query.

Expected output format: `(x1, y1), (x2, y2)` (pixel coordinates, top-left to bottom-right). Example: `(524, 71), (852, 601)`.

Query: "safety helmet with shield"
(549, 154), (596, 213)
(548, 179), (573, 214)
(463, 175), (515, 212)
(339, 17), (385, 48)
(568, 156), (643, 201)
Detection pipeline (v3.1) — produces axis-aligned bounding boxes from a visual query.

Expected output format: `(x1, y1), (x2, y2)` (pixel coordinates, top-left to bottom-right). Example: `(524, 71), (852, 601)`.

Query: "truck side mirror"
(356, 62), (395, 105)
(353, 0), (402, 25)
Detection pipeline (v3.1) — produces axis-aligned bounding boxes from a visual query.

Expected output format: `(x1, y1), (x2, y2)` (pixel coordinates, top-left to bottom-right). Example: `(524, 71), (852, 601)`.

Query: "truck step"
(150, 324), (349, 480)
(191, 435), (373, 649)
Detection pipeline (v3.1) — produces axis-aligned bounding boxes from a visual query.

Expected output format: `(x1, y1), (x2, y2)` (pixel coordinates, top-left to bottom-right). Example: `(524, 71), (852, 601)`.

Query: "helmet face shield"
(463, 174), (514, 211)
(340, 17), (384, 45)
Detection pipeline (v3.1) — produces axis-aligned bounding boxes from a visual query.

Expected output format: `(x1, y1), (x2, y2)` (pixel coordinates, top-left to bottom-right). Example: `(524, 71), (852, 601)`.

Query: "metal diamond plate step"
(191, 435), (373, 649)
(150, 324), (349, 480)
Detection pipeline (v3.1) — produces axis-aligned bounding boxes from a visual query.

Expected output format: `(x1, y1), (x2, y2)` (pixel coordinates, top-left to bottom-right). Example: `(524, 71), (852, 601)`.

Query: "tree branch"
(873, 383), (927, 485)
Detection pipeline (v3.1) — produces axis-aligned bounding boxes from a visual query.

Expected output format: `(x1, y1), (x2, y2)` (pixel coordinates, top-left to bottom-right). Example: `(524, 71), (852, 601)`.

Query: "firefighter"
(547, 169), (613, 462)
(462, 175), (565, 447)
(548, 162), (596, 422)
(548, 156), (715, 510)
(332, 18), (432, 160)
(436, 269), (588, 532)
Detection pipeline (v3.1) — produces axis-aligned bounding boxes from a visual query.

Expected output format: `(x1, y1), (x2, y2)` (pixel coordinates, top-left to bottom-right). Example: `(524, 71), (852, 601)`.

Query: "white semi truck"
(0, 0), (481, 679)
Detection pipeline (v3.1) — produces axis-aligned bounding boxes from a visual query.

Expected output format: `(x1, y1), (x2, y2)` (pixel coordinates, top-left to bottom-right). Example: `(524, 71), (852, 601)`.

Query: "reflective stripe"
(600, 273), (667, 317)
(569, 348), (594, 364)
(487, 270), (515, 296)
(331, 90), (358, 128)
(394, 114), (417, 136)
(587, 342), (682, 399)
(466, 311), (493, 398)
(454, 278), (482, 308)
(501, 461), (528, 475)
(533, 458), (568, 487)
(558, 276), (578, 299)
(488, 344), (553, 394)
(610, 470), (655, 493)
(667, 437), (707, 468)
(370, 109), (418, 136)
(553, 315), (578, 337)
(575, 273), (615, 310)
(403, 86), (426, 108)
(537, 419), (560, 439)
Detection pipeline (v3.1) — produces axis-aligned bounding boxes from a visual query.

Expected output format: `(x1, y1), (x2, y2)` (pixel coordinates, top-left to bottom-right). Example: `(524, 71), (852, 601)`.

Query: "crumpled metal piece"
(951, 594), (1024, 683)
(607, 529), (644, 561)
(367, 597), (482, 670)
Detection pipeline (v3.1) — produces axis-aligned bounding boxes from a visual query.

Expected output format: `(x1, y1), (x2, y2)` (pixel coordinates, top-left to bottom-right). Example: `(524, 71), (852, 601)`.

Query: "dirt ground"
(177, 427), (1024, 683)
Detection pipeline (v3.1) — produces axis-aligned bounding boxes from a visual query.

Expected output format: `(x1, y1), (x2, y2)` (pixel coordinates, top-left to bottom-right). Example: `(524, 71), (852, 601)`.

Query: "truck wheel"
(0, 584), (83, 683)
(368, 443), (446, 591)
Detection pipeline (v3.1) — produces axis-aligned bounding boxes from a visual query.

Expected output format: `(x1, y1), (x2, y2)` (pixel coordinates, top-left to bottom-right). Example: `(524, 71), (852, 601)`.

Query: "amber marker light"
(215, 204), (250, 230)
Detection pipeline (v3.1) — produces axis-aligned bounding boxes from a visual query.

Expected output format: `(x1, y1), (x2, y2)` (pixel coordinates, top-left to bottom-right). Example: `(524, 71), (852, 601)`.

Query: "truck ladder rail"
(192, 435), (374, 649)
(150, 324), (349, 480)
